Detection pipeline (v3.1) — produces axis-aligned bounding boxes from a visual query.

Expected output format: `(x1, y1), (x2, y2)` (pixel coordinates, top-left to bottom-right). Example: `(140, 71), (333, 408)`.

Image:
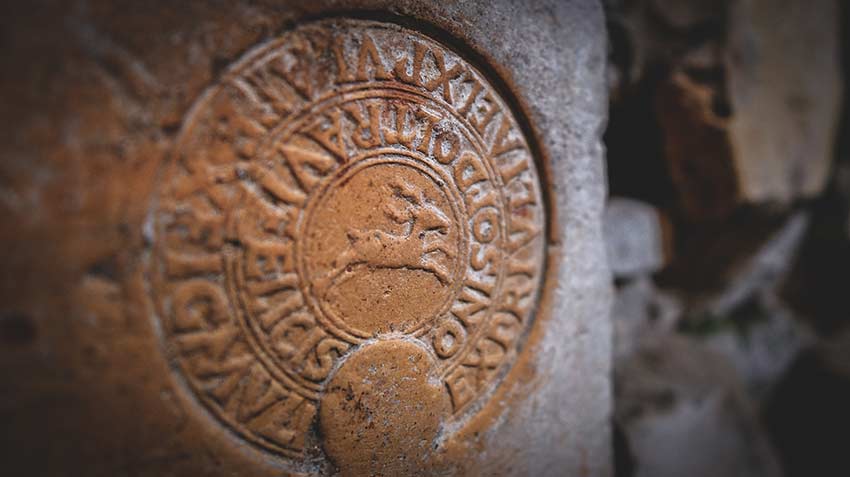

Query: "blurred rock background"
(604, 0), (850, 476)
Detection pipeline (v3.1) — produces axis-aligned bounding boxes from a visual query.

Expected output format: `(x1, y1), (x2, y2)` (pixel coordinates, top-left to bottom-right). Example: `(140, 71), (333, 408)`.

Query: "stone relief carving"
(145, 18), (545, 466)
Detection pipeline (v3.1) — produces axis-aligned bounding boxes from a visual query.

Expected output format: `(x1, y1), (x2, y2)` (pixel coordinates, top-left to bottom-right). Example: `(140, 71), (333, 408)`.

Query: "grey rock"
(605, 198), (670, 278)
(613, 276), (681, 360)
(702, 292), (815, 399)
(725, 0), (842, 204)
(616, 336), (783, 477)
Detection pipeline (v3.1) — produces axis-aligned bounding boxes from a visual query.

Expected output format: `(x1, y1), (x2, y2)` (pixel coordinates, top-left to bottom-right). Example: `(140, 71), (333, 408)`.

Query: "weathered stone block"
(613, 0), (842, 219)
(0, 1), (611, 475)
(612, 276), (680, 359)
(724, 0), (842, 204)
(615, 336), (782, 477)
(605, 197), (671, 278)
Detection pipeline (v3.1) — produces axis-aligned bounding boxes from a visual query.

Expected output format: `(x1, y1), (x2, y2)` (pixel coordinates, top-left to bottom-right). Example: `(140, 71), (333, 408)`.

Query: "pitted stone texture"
(319, 341), (451, 476)
(0, 1), (610, 475)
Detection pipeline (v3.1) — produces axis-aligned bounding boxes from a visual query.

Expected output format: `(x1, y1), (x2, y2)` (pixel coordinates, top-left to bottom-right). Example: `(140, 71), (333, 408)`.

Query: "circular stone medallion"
(146, 18), (546, 465)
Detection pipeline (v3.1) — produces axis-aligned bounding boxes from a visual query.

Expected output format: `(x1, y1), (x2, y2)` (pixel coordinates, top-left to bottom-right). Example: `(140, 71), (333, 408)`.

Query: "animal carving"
(312, 179), (455, 296)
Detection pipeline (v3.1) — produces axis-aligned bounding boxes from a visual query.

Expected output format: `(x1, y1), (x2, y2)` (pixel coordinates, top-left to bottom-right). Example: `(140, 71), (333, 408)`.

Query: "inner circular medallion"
(302, 157), (463, 337)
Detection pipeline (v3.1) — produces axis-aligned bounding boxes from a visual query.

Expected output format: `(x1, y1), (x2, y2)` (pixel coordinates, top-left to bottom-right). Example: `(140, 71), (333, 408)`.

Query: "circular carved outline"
(297, 152), (470, 340)
(146, 17), (547, 461)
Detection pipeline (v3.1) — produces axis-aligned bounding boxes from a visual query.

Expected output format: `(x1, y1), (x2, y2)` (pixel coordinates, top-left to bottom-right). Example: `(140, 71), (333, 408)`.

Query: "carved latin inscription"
(147, 19), (545, 462)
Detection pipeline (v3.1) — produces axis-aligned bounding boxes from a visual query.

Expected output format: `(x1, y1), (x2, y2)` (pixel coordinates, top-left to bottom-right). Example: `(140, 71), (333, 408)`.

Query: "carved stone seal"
(146, 18), (545, 468)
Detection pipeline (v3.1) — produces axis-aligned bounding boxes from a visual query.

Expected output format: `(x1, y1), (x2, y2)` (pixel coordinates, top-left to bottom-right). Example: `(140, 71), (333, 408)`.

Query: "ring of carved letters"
(147, 19), (545, 459)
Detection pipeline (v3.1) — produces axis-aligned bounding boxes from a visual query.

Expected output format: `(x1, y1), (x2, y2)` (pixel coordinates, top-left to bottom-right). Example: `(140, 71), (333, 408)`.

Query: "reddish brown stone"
(655, 0), (842, 219)
(0, 1), (611, 475)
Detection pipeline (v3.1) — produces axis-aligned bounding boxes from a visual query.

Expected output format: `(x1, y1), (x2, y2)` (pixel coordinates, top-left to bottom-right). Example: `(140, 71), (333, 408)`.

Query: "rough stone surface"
(610, 0), (841, 219)
(612, 277), (680, 360)
(0, 1), (611, 475)
(604, 197), (671, 278)
(615, 336), (782, 477)
(725, 0), (842, 204)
